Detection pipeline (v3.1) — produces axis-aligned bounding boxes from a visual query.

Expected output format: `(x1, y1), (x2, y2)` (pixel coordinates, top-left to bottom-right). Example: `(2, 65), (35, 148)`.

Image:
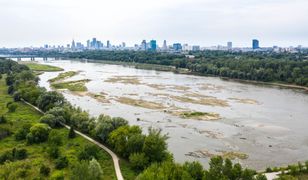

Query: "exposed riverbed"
(20, 58), (308, 170)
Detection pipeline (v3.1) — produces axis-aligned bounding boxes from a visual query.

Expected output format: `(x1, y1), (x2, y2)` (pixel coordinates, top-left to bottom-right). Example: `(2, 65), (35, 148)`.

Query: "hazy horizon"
(1, 0), (308, 48)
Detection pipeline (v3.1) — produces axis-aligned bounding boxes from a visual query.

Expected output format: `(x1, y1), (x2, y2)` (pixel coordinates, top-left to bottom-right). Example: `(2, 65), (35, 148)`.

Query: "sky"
(0, 0), (308, 48)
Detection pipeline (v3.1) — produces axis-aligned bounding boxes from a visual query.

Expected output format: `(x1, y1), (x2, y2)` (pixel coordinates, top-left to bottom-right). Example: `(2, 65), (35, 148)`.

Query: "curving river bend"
(24, 58), (308, 170)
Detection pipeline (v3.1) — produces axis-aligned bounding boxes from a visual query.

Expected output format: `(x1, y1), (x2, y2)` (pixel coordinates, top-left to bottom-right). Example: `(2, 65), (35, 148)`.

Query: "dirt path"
(21, 100), (124, 180)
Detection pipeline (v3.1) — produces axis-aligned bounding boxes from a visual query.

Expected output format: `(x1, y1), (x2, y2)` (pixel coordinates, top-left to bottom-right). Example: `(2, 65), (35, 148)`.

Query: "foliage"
(26, 123), (50, 144)
(7, 102), (17, 112)
(88, 158), (103, 180)
(68, 126), (76, 138)
(78, 145), (99, 161)
(48, 130), (63, 146)
(36, 91), (65, 112)
(0, 115), (7, 123)
(40, 113), (63, 128)
(15, 123), (31, 140)
(142, 128), (169, 163)
(40, 164), (51, 176)
(129, 153), (149, 171)
(55, 156), (69, 169)
(183, 161), (204, 180)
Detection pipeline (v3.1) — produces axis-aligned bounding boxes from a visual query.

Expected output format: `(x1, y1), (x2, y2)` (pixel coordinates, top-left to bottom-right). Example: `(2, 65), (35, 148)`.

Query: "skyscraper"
(150, 40), (157, 51)
(107, 40), (110, 48)
(87, 40), (90, 49)
(227, 42), (232, 50)
(163, 40), (167, 50)
(173, 43), (182, 51)
(252, 39), (259, 49)
(141, 40), (147, 50)
(71, 40), (76, 49)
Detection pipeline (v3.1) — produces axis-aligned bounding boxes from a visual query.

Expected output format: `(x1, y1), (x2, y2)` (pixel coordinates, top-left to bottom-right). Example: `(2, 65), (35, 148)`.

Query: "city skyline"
(1, 0), (308, 48)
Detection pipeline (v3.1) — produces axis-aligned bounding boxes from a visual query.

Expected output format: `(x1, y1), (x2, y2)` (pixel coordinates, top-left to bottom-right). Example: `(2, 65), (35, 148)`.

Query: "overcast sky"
(1, 0), (308, 48)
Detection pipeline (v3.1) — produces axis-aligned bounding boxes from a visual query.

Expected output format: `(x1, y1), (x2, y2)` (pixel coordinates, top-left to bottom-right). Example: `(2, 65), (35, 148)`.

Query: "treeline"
(0, 58), (271, 179)
(59, 50), (308, 86)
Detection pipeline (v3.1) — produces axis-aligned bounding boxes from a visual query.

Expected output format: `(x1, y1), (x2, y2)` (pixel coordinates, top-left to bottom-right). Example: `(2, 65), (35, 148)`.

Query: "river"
(19, 58), (308, 170)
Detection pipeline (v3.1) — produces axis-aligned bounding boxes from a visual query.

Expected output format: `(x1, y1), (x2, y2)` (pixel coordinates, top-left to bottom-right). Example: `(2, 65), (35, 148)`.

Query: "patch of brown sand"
(105, 76), (141, 85)
(170, 95), (229, 107)
(115, 97), (166, 110)
(228, 97), (259, 105)
(185, 149), (248, 160)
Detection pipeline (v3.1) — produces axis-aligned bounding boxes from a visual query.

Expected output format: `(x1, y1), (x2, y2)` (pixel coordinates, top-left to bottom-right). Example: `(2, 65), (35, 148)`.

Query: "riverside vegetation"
(1, 58), (308, 179)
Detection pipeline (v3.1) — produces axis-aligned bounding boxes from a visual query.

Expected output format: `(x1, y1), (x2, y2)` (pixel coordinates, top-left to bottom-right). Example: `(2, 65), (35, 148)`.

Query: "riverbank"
(69, 58), (308, 92)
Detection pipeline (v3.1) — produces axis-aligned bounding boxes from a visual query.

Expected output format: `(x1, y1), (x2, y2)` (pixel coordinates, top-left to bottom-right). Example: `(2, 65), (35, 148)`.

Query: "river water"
(21, 58), (308, 170)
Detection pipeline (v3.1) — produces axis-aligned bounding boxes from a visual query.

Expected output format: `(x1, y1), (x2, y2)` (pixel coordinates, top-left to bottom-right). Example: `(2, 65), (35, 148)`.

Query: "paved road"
(22, 100), (124, 180)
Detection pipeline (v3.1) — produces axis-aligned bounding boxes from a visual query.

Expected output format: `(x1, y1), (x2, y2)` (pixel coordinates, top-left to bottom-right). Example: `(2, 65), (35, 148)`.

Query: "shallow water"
(24, 58), (308, 170)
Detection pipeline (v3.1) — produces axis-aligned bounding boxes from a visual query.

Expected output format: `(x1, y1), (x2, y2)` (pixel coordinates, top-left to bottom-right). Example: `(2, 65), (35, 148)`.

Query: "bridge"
(0, 55), (61, 61)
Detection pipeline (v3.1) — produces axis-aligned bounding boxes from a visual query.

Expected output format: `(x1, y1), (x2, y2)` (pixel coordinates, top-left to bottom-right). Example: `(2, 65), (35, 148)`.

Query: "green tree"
(129, 153), (149, 171)
(48, 130), (63, 146)
(55, 156), (69, 170)
(183, 161), (204, 180)
(68, 127), (76, 139)
(7, 103), (17, 113)
(70, 160), (89, 180)
(26, 123), (50, 144)
(142, 128), (169, 163)
(78, 145), (99, 161)
(40, 164), (51, 176)
(36, 91), (64, 112)
(88, 158), (103, 180)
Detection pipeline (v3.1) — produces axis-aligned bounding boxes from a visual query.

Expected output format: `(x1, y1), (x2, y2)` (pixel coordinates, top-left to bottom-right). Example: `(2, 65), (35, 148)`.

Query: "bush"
(55, 156), (69, 170)
(15, 124), (31, 141)
(48, 146), (60, 159)
(129, 153), (149, 171)
(68, 127), (76, 139)
(0, 128), (11, 140)
(26, 123), (50, 144)
(0, 151), (13, 164)
(0, 115), (7, 124)
(7, 103), (17, 113)
(50, 171), (64, 180)
(78, 145), (99, 161)
(48, 130), (63, 146)
(40, 164), (51, 176)
(13, 148), (28, 160)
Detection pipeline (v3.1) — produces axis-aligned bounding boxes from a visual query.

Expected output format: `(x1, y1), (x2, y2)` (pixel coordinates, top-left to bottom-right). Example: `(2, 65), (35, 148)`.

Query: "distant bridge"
(1, 55), (61, 61)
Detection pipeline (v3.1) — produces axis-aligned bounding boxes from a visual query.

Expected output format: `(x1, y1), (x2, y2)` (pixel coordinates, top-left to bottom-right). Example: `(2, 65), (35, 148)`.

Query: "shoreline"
(68, 58), (308, 92)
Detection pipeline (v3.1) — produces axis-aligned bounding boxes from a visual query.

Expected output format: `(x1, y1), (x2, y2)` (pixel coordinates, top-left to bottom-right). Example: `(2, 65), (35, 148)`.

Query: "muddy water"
(32, 59), (308, 170)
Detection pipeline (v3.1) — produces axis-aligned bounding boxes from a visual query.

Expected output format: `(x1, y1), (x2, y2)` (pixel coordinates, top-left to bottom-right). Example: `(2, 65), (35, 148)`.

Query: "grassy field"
(48, 71), (78, 83)
(51, 79), (90, 92)
(0, 75), (120, 179)
(21, 62), (64, 72)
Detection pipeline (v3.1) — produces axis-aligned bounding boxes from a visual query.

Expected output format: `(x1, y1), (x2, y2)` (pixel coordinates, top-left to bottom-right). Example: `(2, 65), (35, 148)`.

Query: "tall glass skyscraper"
(150, 40), (157, 51)
(252, 39), (259, 49)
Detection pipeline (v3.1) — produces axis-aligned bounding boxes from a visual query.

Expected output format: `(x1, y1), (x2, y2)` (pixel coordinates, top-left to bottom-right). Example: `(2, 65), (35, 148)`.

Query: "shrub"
(68, 127), (76, 139)
(0, 151), (13, 164)
(13, 148), (28, 160)
(129, 153), (149, 171)
(0, 115), (7, 124)
(78, 145), (99, 161)
(50, 171), (64, 180)
(15, 124), (31, 141)
(48, 146), (60, 159)
(7, 103), (17, 113)
(0, 128), (11, 140)
(26, 123), (50, 144)
(48, 130), (63, 146)
(55, 156), (69, 170)
(40, 164), (51, 176)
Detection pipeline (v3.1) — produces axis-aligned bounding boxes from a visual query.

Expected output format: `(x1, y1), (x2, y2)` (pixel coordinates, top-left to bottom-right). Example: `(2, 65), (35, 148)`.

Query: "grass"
(21, 62), (64, 72)
(51, 79), (90, 92)
(48, 71), (78, 83)
(0, 75), (125, 179)
(180, 111), (221, 121)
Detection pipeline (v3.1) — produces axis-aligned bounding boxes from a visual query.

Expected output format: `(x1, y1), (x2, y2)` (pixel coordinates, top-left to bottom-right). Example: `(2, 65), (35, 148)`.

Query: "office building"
(192, 45), (200, 51)
(163, 40), (167, 50)
(227, 42), (232, 50)
(141, 40), (147, 50)
(71, 40), (76, 49)
(107, 40), (110, 48)
(173, 43), (182, 51)
(150, 40), (157, 51)
(252, 39), (259, 49)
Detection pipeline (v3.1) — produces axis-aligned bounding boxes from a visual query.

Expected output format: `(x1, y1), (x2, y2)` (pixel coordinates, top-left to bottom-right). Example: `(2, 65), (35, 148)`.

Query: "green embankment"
(48, 71), (78, 83)
(22, 62), (64, 72)
(0, 76), (117, 179)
